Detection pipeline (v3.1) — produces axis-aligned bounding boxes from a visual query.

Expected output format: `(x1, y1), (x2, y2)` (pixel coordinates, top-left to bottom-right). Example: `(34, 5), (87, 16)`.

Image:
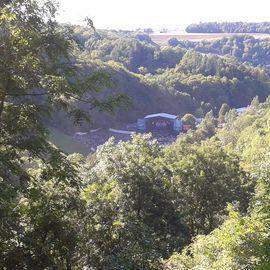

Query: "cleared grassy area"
(150, 33), (270, 45)
(48, 127), (89, 156)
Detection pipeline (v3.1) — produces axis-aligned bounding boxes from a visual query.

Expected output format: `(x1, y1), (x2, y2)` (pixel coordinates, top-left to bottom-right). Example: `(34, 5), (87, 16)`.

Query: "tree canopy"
(186, 22), (270, 33)
(0, 1), (270, 269)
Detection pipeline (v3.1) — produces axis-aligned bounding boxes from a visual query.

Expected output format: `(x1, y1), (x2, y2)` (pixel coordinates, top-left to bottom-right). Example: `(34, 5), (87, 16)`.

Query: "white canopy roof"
(144, 113), (178, 120)
(236, 107), (247, 113)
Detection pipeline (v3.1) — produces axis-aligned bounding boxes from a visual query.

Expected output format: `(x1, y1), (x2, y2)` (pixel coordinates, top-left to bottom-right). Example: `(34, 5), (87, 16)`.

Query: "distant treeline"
(186, 22), (270, 33)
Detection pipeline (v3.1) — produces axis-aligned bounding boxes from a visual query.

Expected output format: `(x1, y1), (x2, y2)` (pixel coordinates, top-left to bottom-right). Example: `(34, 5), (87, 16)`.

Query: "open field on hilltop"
(150, 32), (270, 45)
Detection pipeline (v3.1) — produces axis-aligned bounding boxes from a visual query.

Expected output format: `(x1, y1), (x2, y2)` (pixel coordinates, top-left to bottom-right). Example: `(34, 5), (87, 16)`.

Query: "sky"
(56, 0), (270, 30)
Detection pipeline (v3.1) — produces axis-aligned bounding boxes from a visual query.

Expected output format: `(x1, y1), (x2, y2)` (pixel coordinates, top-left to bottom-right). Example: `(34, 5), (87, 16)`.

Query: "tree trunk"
(0, 92), (5, 120)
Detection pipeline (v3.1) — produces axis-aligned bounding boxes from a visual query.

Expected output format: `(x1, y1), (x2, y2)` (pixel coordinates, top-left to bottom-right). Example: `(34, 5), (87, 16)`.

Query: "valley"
(1, 1), (269, 269)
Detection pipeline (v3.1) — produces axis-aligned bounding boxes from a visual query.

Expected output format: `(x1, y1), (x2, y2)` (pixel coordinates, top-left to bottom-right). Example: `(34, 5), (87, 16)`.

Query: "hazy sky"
(56, 0), (270, 30)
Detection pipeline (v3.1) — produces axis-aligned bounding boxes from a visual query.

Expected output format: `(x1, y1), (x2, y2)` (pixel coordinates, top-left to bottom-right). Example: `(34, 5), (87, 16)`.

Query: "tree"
(164, 139), (251, 236)
(0, 0), (125, 268)
(1, 154), (82, 269)
(164, 205), (270, 270)
(181, 113), (196, 129)
(79, 134), (189, 269)
(197, 110), (216, 138)
(218, 103), (230, 123)
(168, 38), (180, 47)
(143, 28), (154, 34)
(77, 135), (188, 269)
(138, 66), (148, 75)
(164, 152), (270, 270)
(250, 95), (260, 109)
(0, 0), (126, 176)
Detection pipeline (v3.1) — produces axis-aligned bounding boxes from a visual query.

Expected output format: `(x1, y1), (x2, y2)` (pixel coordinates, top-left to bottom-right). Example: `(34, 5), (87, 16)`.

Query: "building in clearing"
(137, 113), (182, 134)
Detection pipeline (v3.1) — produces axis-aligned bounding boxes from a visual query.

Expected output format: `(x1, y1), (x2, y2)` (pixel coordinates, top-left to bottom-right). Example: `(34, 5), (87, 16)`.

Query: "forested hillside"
(51, 25), (270, 132)
(0, 1), (269, 269)
(169, 35), (270, 74)
(164, 98), (270, 270)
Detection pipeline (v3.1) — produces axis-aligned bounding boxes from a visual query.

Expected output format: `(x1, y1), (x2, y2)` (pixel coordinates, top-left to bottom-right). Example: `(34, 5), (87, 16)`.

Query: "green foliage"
(0, 149), (83, 269)
(165, 205), (270, 270)
(74, 134), (253, 268)
(218, 98), (270, 172)
(1, 1), (270, 268)
(0, 0), (126, 268)
(79, 134), (188, 269)
(182, 110), (216, 142)
(56, 27), (270, 131)
(218, 103), (230, 123)
(164, 138), (251, 236)
(171, 35), (270, 75)
(181, 113), (196, 128)
(164, 151), (270, 270)
(186, 22), (270, 33)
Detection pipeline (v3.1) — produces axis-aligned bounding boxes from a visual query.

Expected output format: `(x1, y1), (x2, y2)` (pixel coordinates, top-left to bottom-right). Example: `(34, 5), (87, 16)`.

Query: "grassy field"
(48, 127), (89, 156)
(150, 32), (270, 45)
